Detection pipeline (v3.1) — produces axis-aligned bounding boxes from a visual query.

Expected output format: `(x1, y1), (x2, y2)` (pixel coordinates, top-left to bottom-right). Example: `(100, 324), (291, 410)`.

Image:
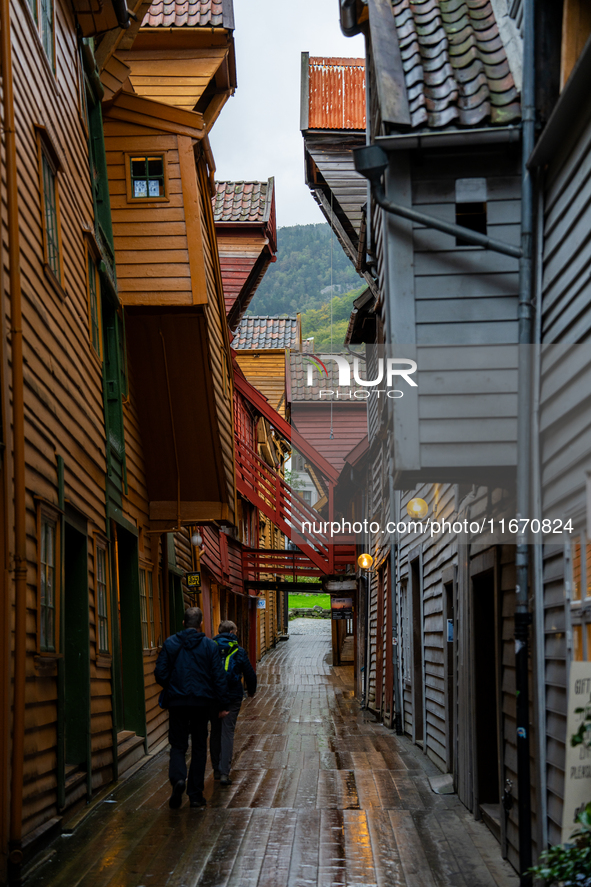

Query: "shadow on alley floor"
(26, 621), (519, 887)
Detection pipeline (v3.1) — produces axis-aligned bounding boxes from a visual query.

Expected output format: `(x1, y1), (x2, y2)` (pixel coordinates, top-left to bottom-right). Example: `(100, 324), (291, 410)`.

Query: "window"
(95, 542), (110, 655)
(302, 490), (312, 506)
(139, 569), (149, 649)
(39, 515), (57, 652)
(128, 155), (165, 200)
(139, 567), (156, 649)
(455, 178), (487, 246)
(87, 250), (102, 357)
(27, 0), (55, 70)
(40, 0), (54, 68)
(41, 150), (61, 279)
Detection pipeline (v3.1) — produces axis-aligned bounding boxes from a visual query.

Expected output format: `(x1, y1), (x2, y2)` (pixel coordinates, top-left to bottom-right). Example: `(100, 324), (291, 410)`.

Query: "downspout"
(1, 1), (28, 883)
(515, 0), (535, 880)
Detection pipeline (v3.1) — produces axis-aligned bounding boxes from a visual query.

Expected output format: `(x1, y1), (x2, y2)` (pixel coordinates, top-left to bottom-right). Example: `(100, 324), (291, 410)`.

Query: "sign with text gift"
(331, 597), (353, 620)
(562, 661), (591, 843)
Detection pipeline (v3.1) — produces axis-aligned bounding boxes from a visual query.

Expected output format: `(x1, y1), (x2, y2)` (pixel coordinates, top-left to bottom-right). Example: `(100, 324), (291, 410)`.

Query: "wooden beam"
(149, 501), (229, 521)
(368, 0), (411, 128)
(177, 136), (208, 305)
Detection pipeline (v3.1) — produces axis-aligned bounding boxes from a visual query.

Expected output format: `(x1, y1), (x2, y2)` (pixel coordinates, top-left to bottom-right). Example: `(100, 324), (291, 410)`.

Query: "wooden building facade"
(0, 0), (241, 880)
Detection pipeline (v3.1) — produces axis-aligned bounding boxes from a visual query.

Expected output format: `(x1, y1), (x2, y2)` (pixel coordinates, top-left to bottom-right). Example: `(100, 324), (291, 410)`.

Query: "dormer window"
(127, 154), (167, 201)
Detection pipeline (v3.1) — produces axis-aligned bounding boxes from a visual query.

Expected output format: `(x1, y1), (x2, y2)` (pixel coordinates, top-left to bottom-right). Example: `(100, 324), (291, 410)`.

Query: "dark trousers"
(168, 704), (216, 800)
(210, 700), (241, 776)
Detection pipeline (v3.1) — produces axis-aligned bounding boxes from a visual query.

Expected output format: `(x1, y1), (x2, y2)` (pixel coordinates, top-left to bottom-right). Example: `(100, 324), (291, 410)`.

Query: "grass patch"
(289, 593), (330, 609)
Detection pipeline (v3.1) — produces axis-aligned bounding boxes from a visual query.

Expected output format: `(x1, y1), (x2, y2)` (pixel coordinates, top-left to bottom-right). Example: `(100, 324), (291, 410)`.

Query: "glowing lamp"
(358, 553), (374, 570)
(407, 497), (428, 519)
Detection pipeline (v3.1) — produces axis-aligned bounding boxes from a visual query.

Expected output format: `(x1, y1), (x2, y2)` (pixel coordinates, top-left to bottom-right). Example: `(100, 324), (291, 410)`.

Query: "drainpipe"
(514, 0), (535, 880)
(1, 1), (28, 883)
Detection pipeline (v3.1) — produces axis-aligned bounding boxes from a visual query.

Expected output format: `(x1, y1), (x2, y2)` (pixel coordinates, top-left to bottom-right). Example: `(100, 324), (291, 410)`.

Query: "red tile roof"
(143, 0), (227, 28)
(307, 58), (366, 131)
(394, 0), (521, 128)
(234, 316), (300, 351)
(213, 180), (274, 224)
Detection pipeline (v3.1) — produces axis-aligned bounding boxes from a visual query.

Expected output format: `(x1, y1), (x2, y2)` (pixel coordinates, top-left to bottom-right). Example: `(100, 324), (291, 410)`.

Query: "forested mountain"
(248, 223), (361, 316)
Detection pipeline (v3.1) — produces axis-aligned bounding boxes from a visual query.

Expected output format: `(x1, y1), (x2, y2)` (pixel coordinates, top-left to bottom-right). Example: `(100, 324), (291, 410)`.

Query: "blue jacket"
(213, 633), (257, 703)
(154, 629), (230, 708)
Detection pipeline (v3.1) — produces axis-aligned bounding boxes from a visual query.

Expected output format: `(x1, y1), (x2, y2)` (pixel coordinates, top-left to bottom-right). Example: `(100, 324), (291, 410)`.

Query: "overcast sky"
(208, 0), (365, 228)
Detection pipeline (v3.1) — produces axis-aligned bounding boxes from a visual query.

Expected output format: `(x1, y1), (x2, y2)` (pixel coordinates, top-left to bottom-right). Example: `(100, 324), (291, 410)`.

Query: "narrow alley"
(27, 624), (518, 887)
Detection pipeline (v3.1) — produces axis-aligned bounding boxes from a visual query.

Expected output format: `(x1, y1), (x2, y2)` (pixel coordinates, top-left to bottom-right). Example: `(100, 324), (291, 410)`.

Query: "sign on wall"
(257, 598), (266, 610)
(562, 661), (591, 843)
(186, 572), (201, 589)
(331, 597), (353, 620)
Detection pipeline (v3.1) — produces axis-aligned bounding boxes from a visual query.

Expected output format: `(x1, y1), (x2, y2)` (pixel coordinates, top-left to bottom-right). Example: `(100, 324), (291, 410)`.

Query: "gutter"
(1, 1), (28, 883)
(376, 124), (521, 151)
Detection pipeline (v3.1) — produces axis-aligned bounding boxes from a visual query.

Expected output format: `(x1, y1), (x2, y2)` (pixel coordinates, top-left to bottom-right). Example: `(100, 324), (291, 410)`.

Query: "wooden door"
(383, 559), (394, 728)
(375, 567), (385, 714)
(410, 555), (424, 745)
(64, 523), (90, 769)
(211, 584), (221, 638)
(444, 578), (456, 774)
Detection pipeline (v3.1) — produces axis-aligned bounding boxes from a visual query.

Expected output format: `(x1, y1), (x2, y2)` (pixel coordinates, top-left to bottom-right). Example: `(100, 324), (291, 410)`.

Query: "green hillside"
(248, 223), (361, 316)
(246, 223), (365, 350)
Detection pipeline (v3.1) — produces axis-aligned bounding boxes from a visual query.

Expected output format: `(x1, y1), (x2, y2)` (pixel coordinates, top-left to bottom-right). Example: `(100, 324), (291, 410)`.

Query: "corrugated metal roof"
(213, 180), (273, 224)
(393, 0), (521, 128)
(308, 57), (366, 131)
(143, 0), (225, 28)
(234, 316), (300, 350)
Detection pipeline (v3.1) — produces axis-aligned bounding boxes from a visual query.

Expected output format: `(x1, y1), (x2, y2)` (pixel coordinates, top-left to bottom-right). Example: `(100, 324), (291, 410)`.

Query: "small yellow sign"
(186, 572), (201, 589)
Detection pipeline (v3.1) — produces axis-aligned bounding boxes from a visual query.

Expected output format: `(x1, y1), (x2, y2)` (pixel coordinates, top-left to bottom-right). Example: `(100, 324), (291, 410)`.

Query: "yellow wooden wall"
(235, 351), (287, 417)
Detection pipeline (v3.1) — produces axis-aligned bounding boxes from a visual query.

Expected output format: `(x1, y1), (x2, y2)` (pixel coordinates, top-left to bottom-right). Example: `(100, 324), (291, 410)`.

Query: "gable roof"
(143, 0), (233, 28)
(234, 316), (300, 351)
(213, 180), (274, 224)
(389, 0), (521, 129)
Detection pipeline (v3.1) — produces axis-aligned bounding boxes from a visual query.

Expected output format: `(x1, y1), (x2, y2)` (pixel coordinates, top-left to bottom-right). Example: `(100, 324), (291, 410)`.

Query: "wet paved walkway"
(28, 626), (518, 887)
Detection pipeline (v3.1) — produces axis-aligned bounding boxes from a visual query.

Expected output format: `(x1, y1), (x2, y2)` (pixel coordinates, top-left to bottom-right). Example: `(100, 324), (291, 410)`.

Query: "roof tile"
(143, 0), (225, 28)
(234, 316), (299, 351)
(213, 180), (272, 223)
(393, 0), (521, 127)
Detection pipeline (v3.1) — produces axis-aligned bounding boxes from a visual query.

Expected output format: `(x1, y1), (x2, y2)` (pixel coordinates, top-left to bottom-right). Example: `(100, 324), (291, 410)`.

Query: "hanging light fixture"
(191, 529), (203, 547)
(358, 552), (374, 570)
(407, 497), (428, 519)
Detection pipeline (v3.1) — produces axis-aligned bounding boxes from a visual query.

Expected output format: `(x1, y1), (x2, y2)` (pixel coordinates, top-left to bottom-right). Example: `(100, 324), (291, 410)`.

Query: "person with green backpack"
(210, 620), (257, 785)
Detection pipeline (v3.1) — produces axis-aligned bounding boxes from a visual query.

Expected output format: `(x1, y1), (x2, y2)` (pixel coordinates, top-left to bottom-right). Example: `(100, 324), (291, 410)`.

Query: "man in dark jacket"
(155, 607), (230, 809)
(210, 620), (257, 785)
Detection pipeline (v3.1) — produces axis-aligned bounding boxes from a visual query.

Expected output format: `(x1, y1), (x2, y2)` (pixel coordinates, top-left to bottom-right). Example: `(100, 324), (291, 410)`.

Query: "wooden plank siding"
(539, 102), (591, 848)
(234, 351), (288, 418)
(7, 0), (113, 841)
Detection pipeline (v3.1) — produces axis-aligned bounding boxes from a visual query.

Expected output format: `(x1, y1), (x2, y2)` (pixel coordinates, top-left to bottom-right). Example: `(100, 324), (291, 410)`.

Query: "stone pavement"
(27, 625), (519, 887)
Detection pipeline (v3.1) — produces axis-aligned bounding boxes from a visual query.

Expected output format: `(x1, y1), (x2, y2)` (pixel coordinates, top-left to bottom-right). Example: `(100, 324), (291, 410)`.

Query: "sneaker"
(190, 795), (207, 808)
(213, 770), (221, 780)
(169, 779), (185, 809)
(220, 775), (233, 786)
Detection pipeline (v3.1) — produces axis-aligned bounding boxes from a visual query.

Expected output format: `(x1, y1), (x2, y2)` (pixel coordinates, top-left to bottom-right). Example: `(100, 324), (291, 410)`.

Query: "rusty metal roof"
(393, 0), (521, 128)
(213, 180), (274, 224)
(307, 57), (366, 131)
(143, 0), (228, 28)
(234, 316), (300, 350)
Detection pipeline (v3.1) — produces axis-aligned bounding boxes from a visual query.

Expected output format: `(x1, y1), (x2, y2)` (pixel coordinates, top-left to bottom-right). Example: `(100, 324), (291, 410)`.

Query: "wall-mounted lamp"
(358, 553), (374, 571)
(191, 530), (203, 547)
(407, 497), (428, 519)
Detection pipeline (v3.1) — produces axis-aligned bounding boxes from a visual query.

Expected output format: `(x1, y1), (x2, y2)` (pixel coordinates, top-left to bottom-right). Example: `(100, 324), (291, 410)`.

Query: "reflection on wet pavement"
(26, 626), (518, 887)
